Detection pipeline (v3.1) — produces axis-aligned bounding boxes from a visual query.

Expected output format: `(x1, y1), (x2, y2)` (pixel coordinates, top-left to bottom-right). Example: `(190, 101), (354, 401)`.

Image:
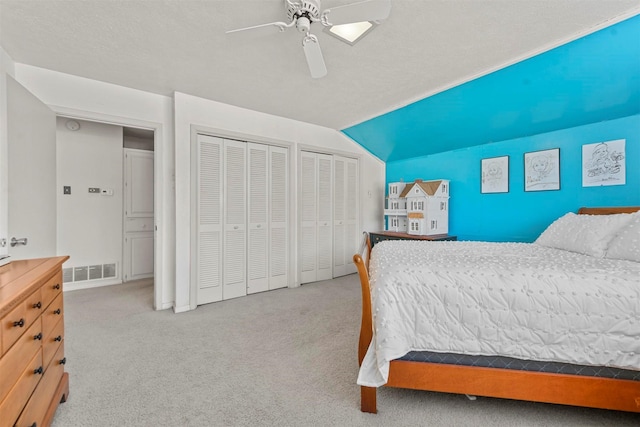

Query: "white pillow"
(534, 211), (635, 258)
(605, 212), (640, 262)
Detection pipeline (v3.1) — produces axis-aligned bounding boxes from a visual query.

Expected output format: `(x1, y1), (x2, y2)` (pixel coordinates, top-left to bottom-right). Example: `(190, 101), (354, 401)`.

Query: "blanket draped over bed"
(357, 240), (640, 387)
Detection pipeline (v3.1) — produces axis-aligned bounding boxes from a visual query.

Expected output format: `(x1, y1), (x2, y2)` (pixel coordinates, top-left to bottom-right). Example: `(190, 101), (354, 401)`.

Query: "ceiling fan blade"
(321, 0), (391, 26)
(225, 21), (292, 37)
(302, 35), (327, 79)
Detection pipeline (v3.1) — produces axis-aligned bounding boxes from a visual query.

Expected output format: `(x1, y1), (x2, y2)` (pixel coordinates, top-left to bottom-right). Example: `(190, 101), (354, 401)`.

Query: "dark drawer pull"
(30, 423), (37, 427)
(53, 283), (61, 290)
(53, 308), (61, 315)
(33, 366), (43, 375)
(54, 335), (62, 342)
(60, 357), (67, 365)
(13, 318), (25, 328)
(33, 301), (42, 309)
(34, 332), (43, 341)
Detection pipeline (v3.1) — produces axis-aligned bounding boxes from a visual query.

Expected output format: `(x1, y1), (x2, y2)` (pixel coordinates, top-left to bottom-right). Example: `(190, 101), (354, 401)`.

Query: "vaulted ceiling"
(1, 1), (639, 160)
(344, 14), (640, 162)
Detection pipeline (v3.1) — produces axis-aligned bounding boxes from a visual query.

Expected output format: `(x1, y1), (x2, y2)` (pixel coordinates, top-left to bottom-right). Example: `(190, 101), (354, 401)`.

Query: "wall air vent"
(63, 268), (73, 283)
(89, 264), (103, 280)
(74, 266), (89, 281)
(103, 263), (117, 278)
(65, 263), (117, 282)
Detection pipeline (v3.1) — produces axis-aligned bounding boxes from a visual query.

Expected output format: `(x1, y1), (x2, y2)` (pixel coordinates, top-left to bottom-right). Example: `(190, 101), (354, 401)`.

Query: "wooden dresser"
(0, 256), (69, 427)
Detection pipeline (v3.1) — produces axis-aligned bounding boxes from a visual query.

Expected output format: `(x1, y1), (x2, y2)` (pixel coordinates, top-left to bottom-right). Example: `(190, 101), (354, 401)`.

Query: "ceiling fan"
(226, 0), (392, 78)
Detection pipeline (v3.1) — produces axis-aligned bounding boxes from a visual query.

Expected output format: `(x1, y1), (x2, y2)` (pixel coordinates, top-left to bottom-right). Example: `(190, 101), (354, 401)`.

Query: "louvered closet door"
(316, 154), (333, 281)
(333, 156), (359, 277)
(300, 151), (318, 284)
(247, 143), (269, 294)
(344, 157), (358, 275)
(333, 157), (347, 277)
(333, 156), (358, 277)
(269, 146), (288, 290)
(196, 134), (223, 305)
(300, 151), (334, 284)
(223, 139), (247, 300)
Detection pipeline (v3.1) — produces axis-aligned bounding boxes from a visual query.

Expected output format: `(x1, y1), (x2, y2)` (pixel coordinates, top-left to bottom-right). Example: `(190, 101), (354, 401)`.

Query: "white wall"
(174, 92), (385, 312)
(0, 47), (16, 261)
(8, 64), (385, 312)
(14, 64), (174, 310)
(56, 118), (124, 286)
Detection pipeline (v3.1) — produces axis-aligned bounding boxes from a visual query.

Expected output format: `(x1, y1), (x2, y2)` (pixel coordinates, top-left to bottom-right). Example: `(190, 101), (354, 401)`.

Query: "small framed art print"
(582, 139), (626, 187)
(524, 148), (560, 191)
(481, 155), (509, 194)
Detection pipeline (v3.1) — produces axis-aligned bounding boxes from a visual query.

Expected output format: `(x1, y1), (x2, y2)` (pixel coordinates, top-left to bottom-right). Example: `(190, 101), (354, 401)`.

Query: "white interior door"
(300, 151), (333, 284)
(196, 134), (223, 305)
(123, 148), (154, 282)
(269, 146), (288, 290)
(300, 151), (318, 284)
(344, 157), (358, 275)
(316, 154), (333, 281)
(5, 76), (56, 260)
(247, 143), (269, 294)
(333, 157), (346, 277)
(223, 139), (247, 300)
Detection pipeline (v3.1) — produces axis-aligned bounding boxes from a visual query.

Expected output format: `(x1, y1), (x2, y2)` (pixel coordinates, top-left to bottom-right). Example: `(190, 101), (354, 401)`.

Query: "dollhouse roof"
(400, 179), (443, 198)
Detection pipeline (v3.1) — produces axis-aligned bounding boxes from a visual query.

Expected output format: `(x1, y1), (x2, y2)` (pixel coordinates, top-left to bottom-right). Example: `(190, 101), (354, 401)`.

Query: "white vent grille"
(63, 268), (73, 283)
(64, 263), (117, 282)
(103, 263), (117, 278)
(74, 266), (88, 281)
(89, 265), (103, 280)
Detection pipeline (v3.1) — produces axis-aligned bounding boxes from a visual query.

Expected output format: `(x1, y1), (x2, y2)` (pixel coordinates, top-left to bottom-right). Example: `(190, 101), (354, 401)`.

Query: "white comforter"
(357, 240), (640, 387)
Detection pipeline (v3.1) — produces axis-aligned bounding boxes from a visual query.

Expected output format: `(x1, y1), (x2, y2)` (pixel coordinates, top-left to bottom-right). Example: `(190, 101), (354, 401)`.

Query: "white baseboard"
(158, 302), (173, 310)
(173, 303), (192, 314)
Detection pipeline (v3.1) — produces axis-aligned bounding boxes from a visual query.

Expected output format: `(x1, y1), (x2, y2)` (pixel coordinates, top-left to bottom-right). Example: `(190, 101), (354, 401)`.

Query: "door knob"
(10, 237), (28, 247)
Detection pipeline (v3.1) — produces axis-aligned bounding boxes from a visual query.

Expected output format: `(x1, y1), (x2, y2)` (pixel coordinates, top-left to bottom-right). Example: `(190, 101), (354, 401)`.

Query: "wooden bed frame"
(354, 206), (640, 413)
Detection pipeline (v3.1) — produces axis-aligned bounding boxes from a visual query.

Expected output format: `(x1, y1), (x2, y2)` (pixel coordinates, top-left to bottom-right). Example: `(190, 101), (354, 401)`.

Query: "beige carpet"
(51, 275), (639, 426)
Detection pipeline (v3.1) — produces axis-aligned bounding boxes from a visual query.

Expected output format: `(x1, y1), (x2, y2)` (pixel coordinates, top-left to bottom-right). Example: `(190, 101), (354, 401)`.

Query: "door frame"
(50, 105), (166, 310)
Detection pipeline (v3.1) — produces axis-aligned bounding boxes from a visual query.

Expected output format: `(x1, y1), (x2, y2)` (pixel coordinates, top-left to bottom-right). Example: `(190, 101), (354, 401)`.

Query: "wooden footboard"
(354, 209), (640, 413)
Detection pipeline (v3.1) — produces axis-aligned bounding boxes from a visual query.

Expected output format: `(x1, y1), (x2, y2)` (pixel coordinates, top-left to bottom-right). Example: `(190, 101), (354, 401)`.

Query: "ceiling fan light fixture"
(325, 21), (376, 45)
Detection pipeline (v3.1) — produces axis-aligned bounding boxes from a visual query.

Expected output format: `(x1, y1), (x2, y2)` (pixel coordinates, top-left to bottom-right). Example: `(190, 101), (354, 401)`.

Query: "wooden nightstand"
(369, 231), (457, 248)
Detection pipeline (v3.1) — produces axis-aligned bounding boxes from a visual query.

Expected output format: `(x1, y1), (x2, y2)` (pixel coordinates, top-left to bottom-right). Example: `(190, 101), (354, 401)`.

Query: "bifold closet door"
(247, 143), (269, 294)
(300, 151), (333, 284)
(333, 156), (358, 277)
(196, 134), (223, 304)
(269, 146), (289, 290)
(223, 139), (247, 300)
(247, 143), (290, 294)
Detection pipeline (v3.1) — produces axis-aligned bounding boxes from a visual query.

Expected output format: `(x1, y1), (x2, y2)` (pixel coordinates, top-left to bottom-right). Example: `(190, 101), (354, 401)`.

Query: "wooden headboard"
(578, 206), (640, 215)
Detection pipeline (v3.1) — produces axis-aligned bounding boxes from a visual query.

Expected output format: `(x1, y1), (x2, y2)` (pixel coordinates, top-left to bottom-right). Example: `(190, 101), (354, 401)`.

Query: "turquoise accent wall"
(343, 15), (640, 163)
(386, 115), (640, 242)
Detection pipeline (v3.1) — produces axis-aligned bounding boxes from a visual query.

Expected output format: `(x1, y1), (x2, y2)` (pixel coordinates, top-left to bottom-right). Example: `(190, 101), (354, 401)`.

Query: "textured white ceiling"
(1, 1), (638, 130)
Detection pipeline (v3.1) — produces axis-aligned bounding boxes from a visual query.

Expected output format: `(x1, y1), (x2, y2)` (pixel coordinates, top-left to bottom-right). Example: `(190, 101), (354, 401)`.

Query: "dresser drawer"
(0, 349), (43, 427)
(41, 271), (63, 310)
(15, 343), (65, 427)
(43, 316), (63, 370)
(1, 288), (42, 354)
(0, 318), (42, 403)
(42, 293), (64, 339)
(125, 217), (154, 232)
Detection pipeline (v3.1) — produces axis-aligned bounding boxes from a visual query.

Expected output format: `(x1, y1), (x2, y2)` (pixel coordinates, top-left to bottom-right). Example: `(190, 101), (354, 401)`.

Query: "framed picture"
(524, 148), (560, 191)
(481, 156), (509, 194)
(582, 139), (626, 187)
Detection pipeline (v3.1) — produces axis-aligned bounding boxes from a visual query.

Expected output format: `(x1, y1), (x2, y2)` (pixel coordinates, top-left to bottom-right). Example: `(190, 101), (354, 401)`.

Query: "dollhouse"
(384, 179), (449, 235)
